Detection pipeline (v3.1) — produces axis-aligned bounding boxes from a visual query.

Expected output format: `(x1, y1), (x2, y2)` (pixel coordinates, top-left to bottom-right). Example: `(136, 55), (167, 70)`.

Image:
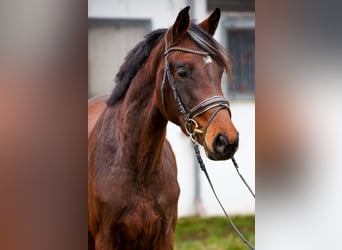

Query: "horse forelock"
(187, 24), (232, 76)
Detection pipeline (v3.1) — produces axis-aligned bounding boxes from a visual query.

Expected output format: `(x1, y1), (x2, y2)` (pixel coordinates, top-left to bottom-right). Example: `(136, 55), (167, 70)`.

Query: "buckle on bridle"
(185, 119), (203, 143)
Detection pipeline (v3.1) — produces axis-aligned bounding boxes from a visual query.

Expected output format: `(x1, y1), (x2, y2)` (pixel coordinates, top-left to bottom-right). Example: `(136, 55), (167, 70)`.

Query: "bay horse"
(88, 6), (239, 249)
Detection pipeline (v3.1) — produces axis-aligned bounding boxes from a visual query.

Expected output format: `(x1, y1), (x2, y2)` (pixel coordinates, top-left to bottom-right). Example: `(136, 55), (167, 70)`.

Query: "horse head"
(157, 6), (239, 160)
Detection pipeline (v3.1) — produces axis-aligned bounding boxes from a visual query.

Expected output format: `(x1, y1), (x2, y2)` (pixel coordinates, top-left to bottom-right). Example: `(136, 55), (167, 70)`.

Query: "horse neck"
(114, 49), (167, 182)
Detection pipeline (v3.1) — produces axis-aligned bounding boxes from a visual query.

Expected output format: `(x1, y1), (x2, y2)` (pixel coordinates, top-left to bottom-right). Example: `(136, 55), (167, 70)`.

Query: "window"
(221, 15), (255, 100)
(88, 19), (151, 98)
(227, 29), (255, 99)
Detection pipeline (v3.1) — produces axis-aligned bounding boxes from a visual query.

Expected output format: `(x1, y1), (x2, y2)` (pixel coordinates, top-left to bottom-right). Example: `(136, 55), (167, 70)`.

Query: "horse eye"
(176, 69), (188, 79)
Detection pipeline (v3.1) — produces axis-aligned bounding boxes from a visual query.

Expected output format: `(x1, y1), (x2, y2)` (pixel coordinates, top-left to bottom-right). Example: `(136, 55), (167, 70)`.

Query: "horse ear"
(165, 6), (191, 47)
(198, 8), (221, 36)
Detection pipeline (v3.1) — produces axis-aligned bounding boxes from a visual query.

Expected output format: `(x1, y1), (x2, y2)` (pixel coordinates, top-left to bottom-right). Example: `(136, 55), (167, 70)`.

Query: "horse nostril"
(213, 134), (229, 154)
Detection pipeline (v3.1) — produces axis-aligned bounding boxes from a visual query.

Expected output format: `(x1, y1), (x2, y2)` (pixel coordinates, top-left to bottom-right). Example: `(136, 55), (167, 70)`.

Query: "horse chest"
(119, 180), (178, 222)
(112, 185), (178, 247)
(120, 195), (164, 230)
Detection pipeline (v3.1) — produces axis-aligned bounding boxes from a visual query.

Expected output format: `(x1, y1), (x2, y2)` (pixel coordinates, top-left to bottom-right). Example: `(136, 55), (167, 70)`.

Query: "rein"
(161, 46), (255, 250)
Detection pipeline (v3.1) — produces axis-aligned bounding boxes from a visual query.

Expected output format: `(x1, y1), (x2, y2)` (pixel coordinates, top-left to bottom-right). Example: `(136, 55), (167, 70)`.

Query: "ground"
(175, 215), (255, 250)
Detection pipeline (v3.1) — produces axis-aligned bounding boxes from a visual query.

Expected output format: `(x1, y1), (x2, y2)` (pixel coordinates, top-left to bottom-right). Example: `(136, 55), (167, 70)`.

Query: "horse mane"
(107, 29), (166, 106)
(107, 23), (231, 106)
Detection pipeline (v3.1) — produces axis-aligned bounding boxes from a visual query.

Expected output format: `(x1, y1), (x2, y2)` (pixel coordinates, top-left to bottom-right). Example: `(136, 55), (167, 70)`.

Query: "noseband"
(160, 46), (231, 144)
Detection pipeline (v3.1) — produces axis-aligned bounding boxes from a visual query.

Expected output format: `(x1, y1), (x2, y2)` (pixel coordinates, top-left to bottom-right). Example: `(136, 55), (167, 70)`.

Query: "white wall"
(89, 0), (187, 29)
(88, 0), (255, 216)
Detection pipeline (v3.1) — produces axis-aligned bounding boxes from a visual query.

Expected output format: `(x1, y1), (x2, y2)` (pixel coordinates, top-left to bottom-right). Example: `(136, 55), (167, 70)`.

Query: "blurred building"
(88, 0), (255, 216)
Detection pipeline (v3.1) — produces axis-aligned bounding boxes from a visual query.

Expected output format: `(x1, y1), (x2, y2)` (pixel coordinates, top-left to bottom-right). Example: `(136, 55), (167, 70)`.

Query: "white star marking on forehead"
(203, 55), (212, 64)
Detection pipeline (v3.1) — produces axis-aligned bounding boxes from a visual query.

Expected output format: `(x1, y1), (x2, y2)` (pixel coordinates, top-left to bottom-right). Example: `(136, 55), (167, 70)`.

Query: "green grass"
(175, 215), (255, 250)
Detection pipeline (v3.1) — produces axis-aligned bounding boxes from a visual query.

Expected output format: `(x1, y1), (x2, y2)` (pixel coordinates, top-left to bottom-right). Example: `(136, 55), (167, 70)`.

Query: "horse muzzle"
(184, 96), (239, 161)
(207, 132), (239, 160)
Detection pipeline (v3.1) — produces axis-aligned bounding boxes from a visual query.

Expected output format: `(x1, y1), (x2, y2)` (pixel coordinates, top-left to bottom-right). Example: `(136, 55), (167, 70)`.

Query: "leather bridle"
(160, 46), (231, 145)
(160, 45), (256, 250)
